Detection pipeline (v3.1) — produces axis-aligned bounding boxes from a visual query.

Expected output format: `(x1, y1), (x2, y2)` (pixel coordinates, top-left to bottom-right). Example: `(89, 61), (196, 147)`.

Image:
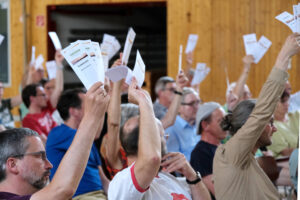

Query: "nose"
(45, 158), (53, 169)
(271, 125), (277, 133)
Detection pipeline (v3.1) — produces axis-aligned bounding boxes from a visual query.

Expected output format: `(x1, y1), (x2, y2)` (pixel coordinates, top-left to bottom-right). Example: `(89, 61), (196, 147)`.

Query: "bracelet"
(186, 171), (202, 185)
(173, 90), (183, 96)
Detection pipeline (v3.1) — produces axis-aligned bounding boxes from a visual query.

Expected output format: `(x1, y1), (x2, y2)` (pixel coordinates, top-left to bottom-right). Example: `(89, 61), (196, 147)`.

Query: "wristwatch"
(186, 171), (202, 185)
(173, 90), (183, 96)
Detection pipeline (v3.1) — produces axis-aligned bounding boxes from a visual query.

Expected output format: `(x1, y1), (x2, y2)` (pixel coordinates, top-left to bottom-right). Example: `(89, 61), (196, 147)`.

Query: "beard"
(23, 170), (50, 190)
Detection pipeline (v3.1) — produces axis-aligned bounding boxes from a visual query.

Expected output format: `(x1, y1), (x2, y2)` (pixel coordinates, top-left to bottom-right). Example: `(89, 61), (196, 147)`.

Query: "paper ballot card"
(243, 33), (257, 55)
(191, 63), (210, 86)
(111, 37), (121, 58)
(48, 32), (62, 50)
(126, 50), (146, 87)
(31, 46), (36, 65)
(178, 45), (183, 74)
(105, 65), (129, 82)
(35, 54), (44, 70)
(185, 34), (198, 54)
(46, 61), (57, 80)
(100, 43), (110, 70)
(91, 42), (105, 83)
(122, 28), (136, 65)
(295, 4), (300, 33)
(0, 34), (4, 46)
(276, 12), (296, 32)
(61, 42), (99, 89)
(251, 36), (272, 64)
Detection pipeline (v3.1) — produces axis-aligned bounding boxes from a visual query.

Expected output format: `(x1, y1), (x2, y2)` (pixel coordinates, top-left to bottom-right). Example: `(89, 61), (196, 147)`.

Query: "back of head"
(0, 128), (38, 182)
(121, 103), (140, 127)
(119, 117), (140, 157)
(221, 99), (256, 135)
(154, 76), (175, 96)
(22, 84), (39, 108)
(56, 88), (86, 121)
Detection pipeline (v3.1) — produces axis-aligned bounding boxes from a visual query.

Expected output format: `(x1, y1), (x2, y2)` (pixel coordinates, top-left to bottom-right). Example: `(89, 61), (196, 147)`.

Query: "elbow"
(52, 185), (76, 200)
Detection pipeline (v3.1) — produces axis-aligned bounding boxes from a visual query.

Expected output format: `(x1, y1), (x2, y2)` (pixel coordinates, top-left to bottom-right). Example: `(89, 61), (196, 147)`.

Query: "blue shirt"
(165, 116), (201, 161)
(46, 124), (103, 197)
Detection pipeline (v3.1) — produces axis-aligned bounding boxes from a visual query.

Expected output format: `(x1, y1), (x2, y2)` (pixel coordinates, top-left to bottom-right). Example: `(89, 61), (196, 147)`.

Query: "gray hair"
(121, 103), (140, 127)
(154, 76), (175, 95)
(181, 87), (198, 103)
(221, 99), (256, 135)
(0, 128), (39, 182)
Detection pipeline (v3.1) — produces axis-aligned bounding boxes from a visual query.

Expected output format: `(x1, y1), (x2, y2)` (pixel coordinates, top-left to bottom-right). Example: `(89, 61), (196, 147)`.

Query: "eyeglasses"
(164, 87), (176, 93)
(268, 118), (274, 127)
(11, 151), (47, 161)
(181, 100), (202, 107)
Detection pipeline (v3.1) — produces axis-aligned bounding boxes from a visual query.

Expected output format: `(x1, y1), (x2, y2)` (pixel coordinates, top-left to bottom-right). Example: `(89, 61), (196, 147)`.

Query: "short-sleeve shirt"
(22, 101), (56, 136)
(46, 124), (103, 197)
(0, 192), (31, 200)
(108, 163), (192, 200)
(190, 141), (217, 177)
(0, 99), (15, 128)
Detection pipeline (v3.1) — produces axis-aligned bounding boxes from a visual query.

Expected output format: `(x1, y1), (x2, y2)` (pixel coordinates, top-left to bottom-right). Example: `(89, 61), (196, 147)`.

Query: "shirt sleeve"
(108, 164), (148, 200)
(224, 68), (288, 167)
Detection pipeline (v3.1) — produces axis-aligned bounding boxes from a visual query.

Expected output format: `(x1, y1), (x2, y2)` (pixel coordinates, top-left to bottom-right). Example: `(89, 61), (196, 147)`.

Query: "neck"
(179, 114), (194, 126)
(28, 104), (42, 114)
(274, 112), (287, 122)
(201, 132), (221, 146)
(0, 177), (38, 196)
(64, 117), (80, 130)
(158, 97), (170, 108)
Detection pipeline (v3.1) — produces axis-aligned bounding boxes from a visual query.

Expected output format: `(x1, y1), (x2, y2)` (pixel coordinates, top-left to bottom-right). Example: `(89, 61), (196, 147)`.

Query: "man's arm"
(9, 96), (22, 108)
(161, 71), (188, 129)
(98, 166), (110, 194)
(202, 175), (215, 196)
(31, 82), (110, 200)
(129, 77), (161, 189)
(161, 152), (211, 200)
(49, 50), (64, 108)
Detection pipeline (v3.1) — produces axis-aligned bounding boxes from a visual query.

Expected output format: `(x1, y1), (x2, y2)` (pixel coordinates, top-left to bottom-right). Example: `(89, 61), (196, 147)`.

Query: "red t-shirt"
(22, 101), (57, 136)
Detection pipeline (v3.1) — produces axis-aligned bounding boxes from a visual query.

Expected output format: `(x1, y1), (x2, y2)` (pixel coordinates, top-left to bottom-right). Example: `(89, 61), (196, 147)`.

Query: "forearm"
(233, 64), (250, 99)
(10, 95), (22, 107)
(161, 93), (181, 129)
(50, 66), (63, 108)
(190, 182), (211, 200)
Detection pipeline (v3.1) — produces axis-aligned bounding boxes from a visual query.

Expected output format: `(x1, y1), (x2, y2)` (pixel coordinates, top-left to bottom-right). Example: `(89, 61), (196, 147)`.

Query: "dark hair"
(120, 125), (139, 156)
(39, 78), (49, 87)
(0, 128), (39, 182)
(56, 88), (86, 121)
(280, 90), (290, 103)
(22, 84), (40, 108)
(221, 99), (256, 136)
(198, 115), (212, 135)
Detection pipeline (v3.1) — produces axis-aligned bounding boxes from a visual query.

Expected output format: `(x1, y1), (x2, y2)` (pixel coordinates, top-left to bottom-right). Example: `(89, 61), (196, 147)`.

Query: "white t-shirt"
(108, 163), (192, 200)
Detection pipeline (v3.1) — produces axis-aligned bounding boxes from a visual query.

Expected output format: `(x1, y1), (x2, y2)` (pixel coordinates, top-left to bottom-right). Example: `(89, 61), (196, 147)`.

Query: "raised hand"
(176, 71), (189, 91)
(55, 50), (64, 66)
(128, 77), (151, 106)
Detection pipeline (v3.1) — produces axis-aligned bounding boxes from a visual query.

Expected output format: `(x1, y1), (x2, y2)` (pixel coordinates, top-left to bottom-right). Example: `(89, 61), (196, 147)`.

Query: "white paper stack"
(48, 32), (62, 50)
(121, 27), (136, 65)
(243, 34), (272, 64)
(101, 34), (121, 70)
(106, 50), (146, 88)
(276, 4), (300, 33)
(0, 34), (4, 46)
(46, 61), (57, 80)
(30, 46), (36, 65)
(61, 40), (105, 89)
(191, 63), (210, 86)
(185, 34), (198, 54)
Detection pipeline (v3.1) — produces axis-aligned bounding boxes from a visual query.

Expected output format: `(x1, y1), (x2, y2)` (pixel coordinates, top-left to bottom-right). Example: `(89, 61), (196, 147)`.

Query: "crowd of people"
(0, 33), (299, 200)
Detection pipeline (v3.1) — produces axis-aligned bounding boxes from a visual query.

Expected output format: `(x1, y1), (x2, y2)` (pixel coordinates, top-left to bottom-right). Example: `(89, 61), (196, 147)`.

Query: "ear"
(201, 120), (209, 131)
(6, 158), (20, 175)
(69, 107), (75, 117)
(29, 96), (35, 103)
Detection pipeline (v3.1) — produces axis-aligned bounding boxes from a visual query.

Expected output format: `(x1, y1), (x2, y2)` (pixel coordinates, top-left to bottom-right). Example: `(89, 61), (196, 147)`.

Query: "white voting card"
(105, 65), (129, 82)
(251, 36), (272, 64)
(31, 46), (36, 65)
(243, 33), (257, 55)
(276, 12), (296, 32)
(191, 63), (210, 86)
(91, 41), (105, 83)
(62, 42), (99, 89)
(122, 28), (136, 65)
(35, 54), (44, 70)
(46, 60), (57, 80)
(125, 50), (146, 87)
(185, 34), (198, 54)
(178, 45), (183, 73)
(294, 4), (300, 33)
(0, 34), (4, 46)
(102, 34), (121, 60)
(48, 32), (62, 50)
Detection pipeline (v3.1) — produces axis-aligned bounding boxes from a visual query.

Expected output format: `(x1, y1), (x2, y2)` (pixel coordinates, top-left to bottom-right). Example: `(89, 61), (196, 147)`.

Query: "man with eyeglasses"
(0, 81), (110, 200)
(21, 83), (60, 143)
(153, 71), (188, 129)
(165, 87), (201, 161)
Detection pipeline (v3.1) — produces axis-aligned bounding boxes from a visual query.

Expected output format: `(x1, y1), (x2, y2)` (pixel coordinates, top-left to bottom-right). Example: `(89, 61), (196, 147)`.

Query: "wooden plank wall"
(7, 0), (300, 107)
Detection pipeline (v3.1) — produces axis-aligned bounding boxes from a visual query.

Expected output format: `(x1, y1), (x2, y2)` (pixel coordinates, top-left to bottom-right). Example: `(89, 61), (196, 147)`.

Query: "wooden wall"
(6, 0), (300, 106)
